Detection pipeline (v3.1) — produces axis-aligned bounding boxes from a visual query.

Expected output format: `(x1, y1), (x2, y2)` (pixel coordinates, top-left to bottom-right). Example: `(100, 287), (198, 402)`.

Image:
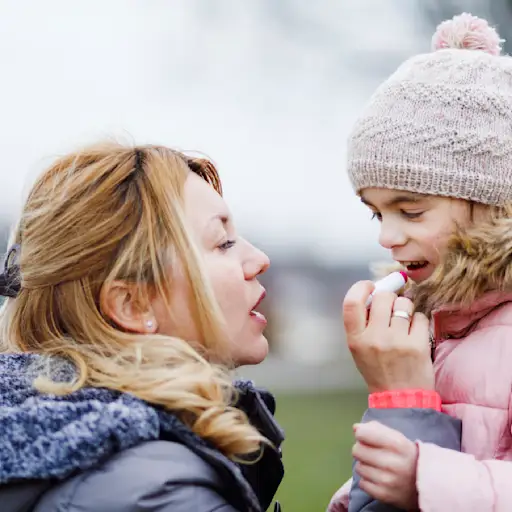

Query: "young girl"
(330, 12), (512, 512)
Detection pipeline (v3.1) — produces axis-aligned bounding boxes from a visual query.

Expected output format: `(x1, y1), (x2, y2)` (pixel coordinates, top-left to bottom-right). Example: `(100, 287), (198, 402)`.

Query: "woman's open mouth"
(250, 310), (267, 323)
(249, 290), (267, 326)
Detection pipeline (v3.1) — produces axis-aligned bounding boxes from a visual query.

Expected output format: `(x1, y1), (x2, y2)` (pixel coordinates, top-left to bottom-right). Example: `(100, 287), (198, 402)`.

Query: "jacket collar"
(431, 291), (512, 341)
(0, 354), (283, 512)
(412, 210), (512, 318)
(233, 380), (285, 511)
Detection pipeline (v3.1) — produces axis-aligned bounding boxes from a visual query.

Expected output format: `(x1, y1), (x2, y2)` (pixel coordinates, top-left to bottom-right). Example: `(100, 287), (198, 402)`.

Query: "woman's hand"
(353, 421), (419, 510)
(343, 280), (434, 393)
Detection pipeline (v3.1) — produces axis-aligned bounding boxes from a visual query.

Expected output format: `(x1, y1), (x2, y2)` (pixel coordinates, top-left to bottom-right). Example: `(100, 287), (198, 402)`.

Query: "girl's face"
(360, 188), (481, 282)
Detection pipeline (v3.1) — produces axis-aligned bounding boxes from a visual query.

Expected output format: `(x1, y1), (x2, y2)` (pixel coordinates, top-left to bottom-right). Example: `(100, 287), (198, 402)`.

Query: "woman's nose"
(243, 240), (270, 279)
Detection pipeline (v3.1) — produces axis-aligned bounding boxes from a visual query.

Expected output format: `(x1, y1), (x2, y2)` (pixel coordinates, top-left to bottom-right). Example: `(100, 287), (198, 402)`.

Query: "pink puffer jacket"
(329, 219), (512, 511)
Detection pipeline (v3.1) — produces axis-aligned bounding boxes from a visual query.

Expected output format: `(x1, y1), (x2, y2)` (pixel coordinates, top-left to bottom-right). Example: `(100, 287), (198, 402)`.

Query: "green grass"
(272, 390), (367, 511)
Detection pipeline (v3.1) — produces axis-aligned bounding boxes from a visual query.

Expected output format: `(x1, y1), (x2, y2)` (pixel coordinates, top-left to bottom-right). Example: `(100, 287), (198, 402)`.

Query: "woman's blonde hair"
(0, 142), (266, 460)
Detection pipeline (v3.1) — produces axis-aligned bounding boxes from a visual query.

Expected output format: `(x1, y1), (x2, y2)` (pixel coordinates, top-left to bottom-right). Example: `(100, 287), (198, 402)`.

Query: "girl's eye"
(218, 239), (237, 251)
(371, 212), (382, 222)
(401, 210), (424, 219)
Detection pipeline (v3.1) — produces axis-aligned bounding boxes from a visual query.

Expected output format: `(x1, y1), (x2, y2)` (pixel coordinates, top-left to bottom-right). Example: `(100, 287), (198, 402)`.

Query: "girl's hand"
(353, 421), (419, 510)
(342, 280), (434, 393)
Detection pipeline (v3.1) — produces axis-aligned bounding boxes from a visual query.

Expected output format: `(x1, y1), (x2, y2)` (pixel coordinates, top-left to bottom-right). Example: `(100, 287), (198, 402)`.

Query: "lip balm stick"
(365, 271), (408, 307)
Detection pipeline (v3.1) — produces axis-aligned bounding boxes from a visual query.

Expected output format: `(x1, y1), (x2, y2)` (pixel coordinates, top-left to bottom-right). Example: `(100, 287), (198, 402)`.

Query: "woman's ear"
(100, 280), (157, 333)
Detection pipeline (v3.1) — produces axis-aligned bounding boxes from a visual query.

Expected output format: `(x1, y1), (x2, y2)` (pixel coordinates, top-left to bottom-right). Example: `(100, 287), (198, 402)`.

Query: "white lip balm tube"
(365, 271), (408, 308)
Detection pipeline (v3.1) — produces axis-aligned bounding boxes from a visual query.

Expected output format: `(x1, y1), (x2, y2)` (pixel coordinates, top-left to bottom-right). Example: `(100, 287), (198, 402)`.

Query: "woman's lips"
(249, 310), (267, 326)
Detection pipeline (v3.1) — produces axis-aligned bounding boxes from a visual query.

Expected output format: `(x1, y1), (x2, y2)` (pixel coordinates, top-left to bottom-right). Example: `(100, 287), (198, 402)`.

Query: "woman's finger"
(343, 281), (375, 337)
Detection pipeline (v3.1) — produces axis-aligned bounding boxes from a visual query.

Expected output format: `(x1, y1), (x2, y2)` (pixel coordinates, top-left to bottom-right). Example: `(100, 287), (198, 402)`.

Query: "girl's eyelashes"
(401, 210), (424, 219)
(370, 211), (424, 221)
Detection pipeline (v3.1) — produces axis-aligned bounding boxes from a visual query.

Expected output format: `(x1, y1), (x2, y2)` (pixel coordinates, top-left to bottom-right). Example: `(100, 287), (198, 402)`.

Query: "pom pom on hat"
(431, 12), (504, 56)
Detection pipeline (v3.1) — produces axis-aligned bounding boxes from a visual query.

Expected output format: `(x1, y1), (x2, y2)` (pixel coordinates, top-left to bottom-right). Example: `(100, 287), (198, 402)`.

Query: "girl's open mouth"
(403, 260), (428, 271)
(401, 261), (432, 282)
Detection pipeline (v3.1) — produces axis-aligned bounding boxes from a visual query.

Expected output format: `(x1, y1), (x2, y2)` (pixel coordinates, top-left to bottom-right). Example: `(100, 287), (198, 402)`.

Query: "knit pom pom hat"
(347, 13), (512, 206)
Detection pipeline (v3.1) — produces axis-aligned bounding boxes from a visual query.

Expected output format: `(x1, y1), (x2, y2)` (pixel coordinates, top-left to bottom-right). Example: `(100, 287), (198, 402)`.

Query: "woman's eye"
(218, 239), (237, 251)
(371, 212), (382, 222)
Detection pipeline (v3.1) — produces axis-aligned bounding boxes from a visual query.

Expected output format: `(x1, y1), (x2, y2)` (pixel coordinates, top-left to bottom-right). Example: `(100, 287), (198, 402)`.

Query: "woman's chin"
(233, 334), (269, 367)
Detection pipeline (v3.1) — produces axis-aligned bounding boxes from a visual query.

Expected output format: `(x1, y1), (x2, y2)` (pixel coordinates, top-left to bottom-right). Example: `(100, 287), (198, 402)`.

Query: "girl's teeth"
(251, 310), (265, 320)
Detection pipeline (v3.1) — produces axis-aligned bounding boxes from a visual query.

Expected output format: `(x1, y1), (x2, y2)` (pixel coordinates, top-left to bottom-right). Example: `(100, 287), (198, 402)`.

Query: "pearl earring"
(146, 320), (154, 329)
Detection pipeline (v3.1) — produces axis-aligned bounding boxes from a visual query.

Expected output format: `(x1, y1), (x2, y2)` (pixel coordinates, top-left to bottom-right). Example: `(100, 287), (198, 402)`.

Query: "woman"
(0, 143), (284, 512)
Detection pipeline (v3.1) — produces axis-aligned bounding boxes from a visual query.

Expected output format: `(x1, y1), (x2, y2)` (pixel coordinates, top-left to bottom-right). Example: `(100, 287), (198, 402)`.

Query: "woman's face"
(152, 172), (270, 366)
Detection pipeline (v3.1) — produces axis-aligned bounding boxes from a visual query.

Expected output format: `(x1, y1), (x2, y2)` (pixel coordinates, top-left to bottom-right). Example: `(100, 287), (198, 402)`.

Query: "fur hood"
(372, 213), (512, 316)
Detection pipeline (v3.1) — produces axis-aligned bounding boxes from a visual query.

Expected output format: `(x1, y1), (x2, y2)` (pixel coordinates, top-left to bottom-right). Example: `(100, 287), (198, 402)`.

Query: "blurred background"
(1, 0), (511, 509)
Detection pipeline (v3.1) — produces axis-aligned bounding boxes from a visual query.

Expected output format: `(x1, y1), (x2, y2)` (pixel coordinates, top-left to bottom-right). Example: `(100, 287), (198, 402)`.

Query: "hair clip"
(0, 243), (21, 298)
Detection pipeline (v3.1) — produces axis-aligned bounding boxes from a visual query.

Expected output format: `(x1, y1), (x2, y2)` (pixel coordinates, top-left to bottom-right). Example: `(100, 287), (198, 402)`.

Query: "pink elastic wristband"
(368, 389), (442, 411)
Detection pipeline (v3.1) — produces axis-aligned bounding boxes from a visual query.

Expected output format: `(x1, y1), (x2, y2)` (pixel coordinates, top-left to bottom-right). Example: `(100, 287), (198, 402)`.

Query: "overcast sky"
(0, 0), (429, 263)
